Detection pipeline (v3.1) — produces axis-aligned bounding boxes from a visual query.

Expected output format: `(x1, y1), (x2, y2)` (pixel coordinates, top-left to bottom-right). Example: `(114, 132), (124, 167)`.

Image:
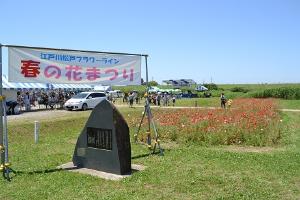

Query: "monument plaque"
(73, 100), (131, 175)
(87, 128), (112, 150)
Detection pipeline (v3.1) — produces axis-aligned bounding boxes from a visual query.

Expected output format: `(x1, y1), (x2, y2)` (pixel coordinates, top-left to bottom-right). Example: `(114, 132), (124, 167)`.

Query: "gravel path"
(7, 109), (86, 122)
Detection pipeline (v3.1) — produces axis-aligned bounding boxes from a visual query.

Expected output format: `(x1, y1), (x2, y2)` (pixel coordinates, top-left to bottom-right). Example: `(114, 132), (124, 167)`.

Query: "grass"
(112, 83), (300, 109)
(174, 97), (219, 107)
(118, 96), (300, 110)
(279, 100), (300, 109)
(173, 97), (300, 110)
(0, 105), (299, 199)
(113, 83), (300, 99)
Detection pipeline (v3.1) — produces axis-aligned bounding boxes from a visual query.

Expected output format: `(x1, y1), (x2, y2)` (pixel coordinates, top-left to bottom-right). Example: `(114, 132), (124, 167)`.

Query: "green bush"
(252, 87), (300, 100)
(203, 83), (218, 90)
(230, 87), (250, 93)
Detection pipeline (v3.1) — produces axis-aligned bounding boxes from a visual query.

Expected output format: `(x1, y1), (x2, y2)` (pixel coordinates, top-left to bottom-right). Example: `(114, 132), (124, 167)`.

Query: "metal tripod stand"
(134, 97), (164, 156)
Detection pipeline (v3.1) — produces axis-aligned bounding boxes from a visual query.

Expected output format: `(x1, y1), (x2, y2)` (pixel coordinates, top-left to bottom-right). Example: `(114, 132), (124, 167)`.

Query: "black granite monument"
(73, 100), (131, 175)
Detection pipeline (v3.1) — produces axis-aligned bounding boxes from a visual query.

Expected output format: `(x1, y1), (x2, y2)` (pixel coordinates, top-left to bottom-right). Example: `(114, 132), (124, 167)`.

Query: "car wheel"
(82, 103), (88, 111)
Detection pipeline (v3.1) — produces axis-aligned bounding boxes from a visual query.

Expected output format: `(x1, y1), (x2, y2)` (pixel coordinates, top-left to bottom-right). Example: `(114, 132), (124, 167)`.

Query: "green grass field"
(0, 105), (299, 199)
(279, 100), (300, 109)
(113, 82), (300, 109)
(175, 98), (300, 109)
(115, 96), (300, 109)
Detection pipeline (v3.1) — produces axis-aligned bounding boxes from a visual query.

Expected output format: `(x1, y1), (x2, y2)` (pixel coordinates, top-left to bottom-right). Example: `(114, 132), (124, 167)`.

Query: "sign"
(8, 47), (141, 85)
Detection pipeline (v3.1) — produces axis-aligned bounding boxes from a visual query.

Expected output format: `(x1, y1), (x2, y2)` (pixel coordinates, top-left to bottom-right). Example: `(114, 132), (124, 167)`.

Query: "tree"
(148, 81), (158, 86)
(203, 83), (218, 90)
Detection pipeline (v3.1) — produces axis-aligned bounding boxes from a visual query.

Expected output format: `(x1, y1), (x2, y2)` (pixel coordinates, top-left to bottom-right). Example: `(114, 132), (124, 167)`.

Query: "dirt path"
(7, 109), (90, 123)
(278, 109), (300, 112)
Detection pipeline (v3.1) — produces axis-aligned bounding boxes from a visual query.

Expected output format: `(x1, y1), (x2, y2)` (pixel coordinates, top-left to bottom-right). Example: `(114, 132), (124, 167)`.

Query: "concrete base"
(58, 162), (146, 181)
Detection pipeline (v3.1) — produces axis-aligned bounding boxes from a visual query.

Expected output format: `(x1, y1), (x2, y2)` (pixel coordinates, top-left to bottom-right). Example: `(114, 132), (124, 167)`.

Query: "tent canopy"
(2, 75), (47, 89)
(93, 85), (112, 92)
(148, 86), (182, 94)
(2, 75), (92, 90)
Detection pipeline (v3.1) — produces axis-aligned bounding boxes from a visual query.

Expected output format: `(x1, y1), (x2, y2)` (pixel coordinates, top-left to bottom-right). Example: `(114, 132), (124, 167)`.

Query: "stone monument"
(73, 100), (131, 175)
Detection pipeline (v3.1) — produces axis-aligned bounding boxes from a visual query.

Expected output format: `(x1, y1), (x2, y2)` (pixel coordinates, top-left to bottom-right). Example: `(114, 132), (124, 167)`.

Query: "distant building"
(162, 79), (197, 87)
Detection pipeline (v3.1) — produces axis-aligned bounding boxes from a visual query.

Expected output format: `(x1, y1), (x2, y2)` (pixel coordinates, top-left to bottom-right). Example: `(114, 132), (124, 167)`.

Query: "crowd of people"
(4, 88), (231, 115)
(124, 91), (231, 109)
(121, 92), (178, 108)
(5, 89), (84, 115)
(148, 93), (177, 107)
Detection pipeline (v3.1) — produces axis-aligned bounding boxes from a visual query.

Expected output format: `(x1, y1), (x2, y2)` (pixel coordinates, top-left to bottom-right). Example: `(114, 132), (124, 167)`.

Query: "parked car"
(64, 92), (107, 111)
(107, 90), (124, 98)
(181, 93), (198, 98)
(181, 90), (198, 98)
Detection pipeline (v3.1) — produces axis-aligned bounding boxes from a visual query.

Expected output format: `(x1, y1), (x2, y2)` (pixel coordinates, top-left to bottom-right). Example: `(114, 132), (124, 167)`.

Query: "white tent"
(2, 75), (47, 89)
(93, 85), (112, 92)
(50, 83), (92, 90)
(149, 86), (160, 93)
(1, 75), (93, 90)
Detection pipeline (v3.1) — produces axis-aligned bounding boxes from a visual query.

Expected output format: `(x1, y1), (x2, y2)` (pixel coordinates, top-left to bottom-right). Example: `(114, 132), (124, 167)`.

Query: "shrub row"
(230, 87), (250, 93)
(252, 87), (300, 100)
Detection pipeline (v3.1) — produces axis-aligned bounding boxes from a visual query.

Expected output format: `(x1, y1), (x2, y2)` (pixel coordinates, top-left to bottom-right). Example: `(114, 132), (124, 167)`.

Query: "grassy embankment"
(0, 104), (299, 199)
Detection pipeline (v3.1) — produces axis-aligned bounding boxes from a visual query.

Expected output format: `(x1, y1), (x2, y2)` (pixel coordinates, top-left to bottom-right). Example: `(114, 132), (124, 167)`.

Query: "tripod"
(134, 97), (164, 156)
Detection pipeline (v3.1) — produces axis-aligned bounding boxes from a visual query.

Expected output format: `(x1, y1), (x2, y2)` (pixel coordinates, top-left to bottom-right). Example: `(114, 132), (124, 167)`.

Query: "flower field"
(132, 98), (283, 146)
(1, 98), (299, 199)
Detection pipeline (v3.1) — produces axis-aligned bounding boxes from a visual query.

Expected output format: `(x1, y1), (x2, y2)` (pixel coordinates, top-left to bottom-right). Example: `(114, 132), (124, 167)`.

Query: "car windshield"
(71, 93), (89, 99)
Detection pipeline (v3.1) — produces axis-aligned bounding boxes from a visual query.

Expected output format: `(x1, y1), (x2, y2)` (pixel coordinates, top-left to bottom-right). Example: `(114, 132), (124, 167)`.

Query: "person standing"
(129, 92), (134, 108)
(24, 92), (31, 111)
(135, 93), (139, 104)
(227, 99), (233, 109)
(17, 91), (23, 112)
(172, 95), (176, 106)
(220, 93), (227, 109)
(123, 93), (127, 103)
(157, 93), (161, 106)
(58, 91), (65, 109)
(163, 94), (167, 106)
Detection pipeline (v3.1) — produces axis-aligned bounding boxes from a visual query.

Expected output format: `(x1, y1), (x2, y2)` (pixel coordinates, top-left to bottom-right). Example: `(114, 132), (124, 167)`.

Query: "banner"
(8, 47), (141, 85)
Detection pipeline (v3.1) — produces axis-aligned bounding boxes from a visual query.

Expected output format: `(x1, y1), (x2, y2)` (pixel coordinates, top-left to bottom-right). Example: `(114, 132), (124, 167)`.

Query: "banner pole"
(145, 56), (151, 144)
(3, 100), (10, 179)
(145, 55), (149, 95)
(0, 44), (4, 169)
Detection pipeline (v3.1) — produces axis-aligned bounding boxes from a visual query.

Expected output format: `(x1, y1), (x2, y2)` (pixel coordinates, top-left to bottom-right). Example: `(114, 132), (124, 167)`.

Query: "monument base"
(58, 162), (145, 181)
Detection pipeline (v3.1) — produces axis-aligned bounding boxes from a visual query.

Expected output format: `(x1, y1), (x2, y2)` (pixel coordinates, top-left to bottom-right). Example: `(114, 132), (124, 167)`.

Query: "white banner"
(8, 47), (141, 85)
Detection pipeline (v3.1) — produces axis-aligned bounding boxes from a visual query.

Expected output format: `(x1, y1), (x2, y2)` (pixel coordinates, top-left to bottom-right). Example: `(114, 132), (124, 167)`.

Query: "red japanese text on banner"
(8, 47), (141, 85)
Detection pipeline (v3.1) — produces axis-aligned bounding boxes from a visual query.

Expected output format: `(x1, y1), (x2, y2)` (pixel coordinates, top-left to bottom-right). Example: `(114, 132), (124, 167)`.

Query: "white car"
(64, 92), (107, 111)
(108, 90), (124, 98)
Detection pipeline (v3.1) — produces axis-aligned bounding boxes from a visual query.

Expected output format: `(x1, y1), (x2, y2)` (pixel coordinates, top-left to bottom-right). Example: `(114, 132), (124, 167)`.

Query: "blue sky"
(1, 0), (300, 84)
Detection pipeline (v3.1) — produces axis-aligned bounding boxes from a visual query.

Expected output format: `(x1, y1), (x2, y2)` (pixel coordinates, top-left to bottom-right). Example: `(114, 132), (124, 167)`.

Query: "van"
(64, 92), (107, 111)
